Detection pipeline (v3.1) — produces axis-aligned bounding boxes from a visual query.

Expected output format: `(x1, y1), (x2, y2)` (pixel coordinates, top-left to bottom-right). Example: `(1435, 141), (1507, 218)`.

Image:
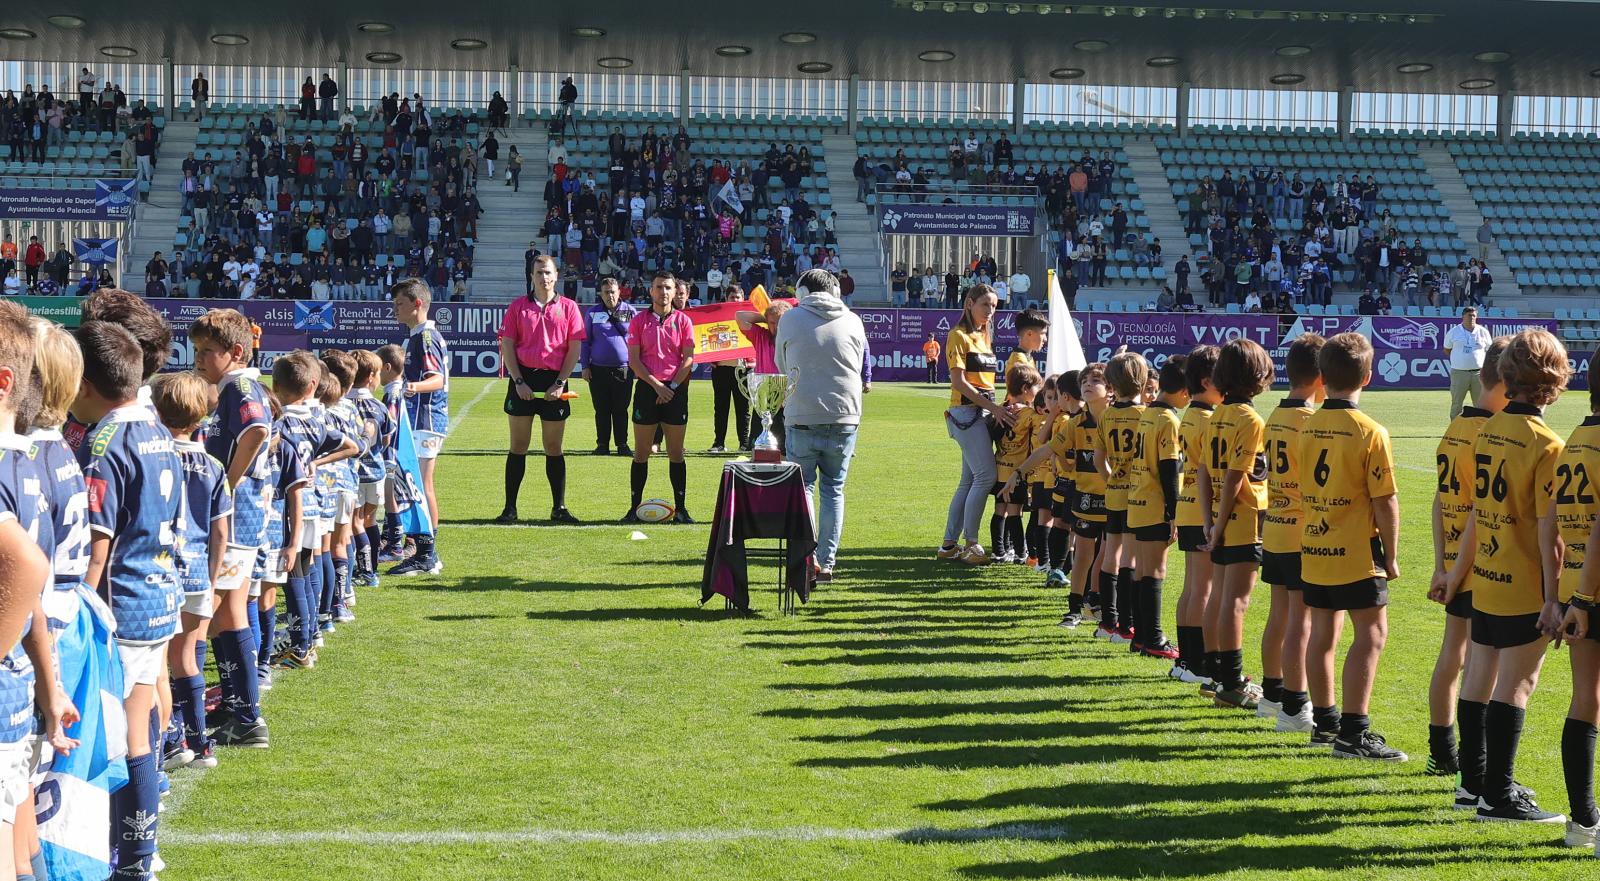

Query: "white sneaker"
(1565, 819), (1599, 849)
(1275, 706), (1314, 733)
(1256, 698), (1282, 719)
(1107, 629), (1131, 645)
(1173, 665), (1207, 684)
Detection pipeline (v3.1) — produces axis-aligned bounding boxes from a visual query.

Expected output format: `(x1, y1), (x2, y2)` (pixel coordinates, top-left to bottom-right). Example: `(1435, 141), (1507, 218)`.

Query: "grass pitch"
(163, 380), (1595, 880)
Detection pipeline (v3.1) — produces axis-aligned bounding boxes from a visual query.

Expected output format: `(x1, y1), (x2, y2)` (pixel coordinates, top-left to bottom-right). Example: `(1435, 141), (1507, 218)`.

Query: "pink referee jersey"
(627, 308), (696, 382)
(498, 294), (587, 370)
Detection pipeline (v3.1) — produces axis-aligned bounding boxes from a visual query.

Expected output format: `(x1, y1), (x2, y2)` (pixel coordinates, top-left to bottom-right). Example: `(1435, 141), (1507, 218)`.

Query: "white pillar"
(1013, 76), (1026, 134)
(161, 57), (175, 118)
(508, 64), (520, 122)
(847, 73), (860, 133)
(1338, 86), (1354, 140)
(1498, 90), (1517, 143)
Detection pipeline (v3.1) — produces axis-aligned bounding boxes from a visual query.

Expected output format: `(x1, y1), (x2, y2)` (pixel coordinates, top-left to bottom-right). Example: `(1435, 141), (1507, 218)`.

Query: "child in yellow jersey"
(1424, 336), (1509, 779)
(1173, 346), (1221, 684)
(1444, 329), (1570, 820)
(1127, 355), (1190, 660)
(1561, 358), (1600, 845)
(1297, 333), (1404, 761)
(1094, 352), (1150, 644)
(992, 364), (1044, 563)
(1004, 309), (1048, 386)
(1259, 334), (1325, 731)
(1046, 372), (1081, 596)
(1025, 376), (1061, 572)
(1005, 365), (1103, 623)
(1196, 338), (1273, 709)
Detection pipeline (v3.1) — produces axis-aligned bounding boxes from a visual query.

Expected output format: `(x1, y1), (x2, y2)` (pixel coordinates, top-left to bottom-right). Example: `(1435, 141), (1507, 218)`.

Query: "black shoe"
(593, 446), (610, 455)
(494, 507), (519, 524)
(620, 510), (642, 524)
(212, 718), (270, 749)
(1476, 790), (1566, 824)
(550, 507), (580, 524)
(672, 509), (696, 525)
(616, 447), (633, 457)
(1331, 729), (1408, 762)
(1310, 728), (1338, 746)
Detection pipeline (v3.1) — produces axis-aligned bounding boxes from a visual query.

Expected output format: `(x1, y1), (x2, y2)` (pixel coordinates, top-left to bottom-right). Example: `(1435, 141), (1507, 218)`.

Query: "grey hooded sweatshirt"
(773, 290), (867, 426)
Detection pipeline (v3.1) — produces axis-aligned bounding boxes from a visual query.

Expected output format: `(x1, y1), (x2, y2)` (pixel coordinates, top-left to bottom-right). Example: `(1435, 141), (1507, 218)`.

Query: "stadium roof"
(5, 1), (1600, 96)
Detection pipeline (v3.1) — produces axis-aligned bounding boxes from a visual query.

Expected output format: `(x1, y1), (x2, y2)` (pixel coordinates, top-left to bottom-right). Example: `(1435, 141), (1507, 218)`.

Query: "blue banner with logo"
(0, 179), (136, 221)
(879, 203), (1036, 237)
(71, 238), (117, 265)
(391, 406), (434, 537)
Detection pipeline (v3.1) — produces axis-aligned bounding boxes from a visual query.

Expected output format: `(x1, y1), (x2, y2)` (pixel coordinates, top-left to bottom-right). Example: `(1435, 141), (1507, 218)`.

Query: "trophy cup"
(742, 371), (796, 463)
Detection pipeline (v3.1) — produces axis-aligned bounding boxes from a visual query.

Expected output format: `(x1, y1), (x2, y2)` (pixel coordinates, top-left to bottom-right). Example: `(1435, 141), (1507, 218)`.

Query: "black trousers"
(710, 364), (750, 448)
(588, 366), (632, 451)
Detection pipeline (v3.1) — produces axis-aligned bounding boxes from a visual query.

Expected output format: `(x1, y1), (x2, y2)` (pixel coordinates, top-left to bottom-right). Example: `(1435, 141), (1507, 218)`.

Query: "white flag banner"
(715, 179), (744, 215)
(1046, 269), (1087, 376)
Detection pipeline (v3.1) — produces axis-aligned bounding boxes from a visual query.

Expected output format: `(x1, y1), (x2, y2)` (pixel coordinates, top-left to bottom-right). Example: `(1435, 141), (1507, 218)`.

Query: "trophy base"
(753, 448), (784, 464)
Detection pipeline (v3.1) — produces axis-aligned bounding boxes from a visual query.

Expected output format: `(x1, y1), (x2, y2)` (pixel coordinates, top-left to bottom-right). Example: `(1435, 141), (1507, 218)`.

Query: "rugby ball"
(635, 498), (676, 523)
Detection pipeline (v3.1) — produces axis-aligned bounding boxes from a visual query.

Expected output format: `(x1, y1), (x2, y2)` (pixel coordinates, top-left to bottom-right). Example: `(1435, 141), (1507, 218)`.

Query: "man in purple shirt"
(623, 271), (697, 524)
(581, 277), (636, 458)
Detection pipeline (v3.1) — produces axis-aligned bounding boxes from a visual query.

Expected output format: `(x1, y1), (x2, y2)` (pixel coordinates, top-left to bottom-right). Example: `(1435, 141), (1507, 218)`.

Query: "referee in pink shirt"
(623, 270), (698, 524)
(497, 254), (587, 523)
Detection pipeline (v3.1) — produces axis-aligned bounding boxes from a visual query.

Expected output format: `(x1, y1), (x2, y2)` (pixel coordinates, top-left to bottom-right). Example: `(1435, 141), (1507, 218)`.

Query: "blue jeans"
(944, 405), (996, 545)
(786, 423), (859, 570)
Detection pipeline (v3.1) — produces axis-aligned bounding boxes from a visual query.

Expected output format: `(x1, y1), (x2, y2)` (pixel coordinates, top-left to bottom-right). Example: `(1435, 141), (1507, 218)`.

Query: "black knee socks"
(1007, 516), (1025, 560)
(1458, 698), (1489, 795)
(546, 454), (567, 509)
(1177, 625), (1203, 671)
(503, 453), (526, 509)
(669, 460), (687, 508)
(990, 514), (1005, 557)
(1115, 566), (1135, 635)
(630, 461), (648, 507)
(1048, 527), (1071, 575)
(1429, 724), (1458, 768)
(1484, 701), (1526, 806)
(1137, 576), (1164, 646)
(1098, 569), (1118, 629)
(1562, 718), (1599, 827)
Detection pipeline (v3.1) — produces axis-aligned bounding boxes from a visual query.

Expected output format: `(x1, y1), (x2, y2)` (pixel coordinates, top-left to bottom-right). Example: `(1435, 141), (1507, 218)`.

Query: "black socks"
(990, 514), (1006, 557)
(1261, 677), (1284, 707)
(669, 460), (687, 509)
(1279, 690), (1309, 717)
(546, 455), (567, 509)
(1429, 723), (1458, 769)
(1484, 700), (1526, 806)
(630, 461), (648, 507)
(1137, 576), (1163, 646)
(1312, 705), (1341, 737)
(1116, 567), (1135, 635)
(1048, 527), (1071, 574)
(1338, 712), (1370, 741)
(503, 453), (526, 509)
(1177, 625), (1204, 671)
(1098, 569), (1118, 629)
(1457, 699), (1489, 796)
(1217, 648), (1244, 691)
(1007, 516), (1025, 560)
(1563, 718), (1599, 827)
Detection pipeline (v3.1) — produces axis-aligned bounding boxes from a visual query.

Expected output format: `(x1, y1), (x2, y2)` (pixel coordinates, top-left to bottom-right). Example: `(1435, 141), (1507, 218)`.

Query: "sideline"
(163, 823), (1073, 847)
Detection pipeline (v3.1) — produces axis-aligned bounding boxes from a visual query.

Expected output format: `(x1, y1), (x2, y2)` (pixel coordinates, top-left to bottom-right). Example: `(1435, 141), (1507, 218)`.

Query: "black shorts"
(1030, 481), (1053, 511)
(1471, 609), (1545, 649)
(631, 380), (690, 426)
(1104, 509), (1127, 535)
(1177, 526), (1207, 552)
(1131, 522), (1171, 543)
(503, 368), (572, 420)
(993, 481), (1028, 506)
(1210, 543), (1263, 566)
(1072, 517), (1103, 539)
(1445, 590), (1475, 620)
(1261, 551), (1302, 590)
(1301, 577), (1389, 611)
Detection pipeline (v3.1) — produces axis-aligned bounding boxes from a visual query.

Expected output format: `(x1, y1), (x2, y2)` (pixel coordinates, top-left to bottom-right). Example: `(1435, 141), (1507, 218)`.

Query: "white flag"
(1046, 269), (1087, 376)
(715, 179), (744, 215)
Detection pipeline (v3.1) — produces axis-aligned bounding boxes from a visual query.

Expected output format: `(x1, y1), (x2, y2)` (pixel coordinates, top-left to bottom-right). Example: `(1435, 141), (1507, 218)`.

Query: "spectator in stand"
(319, 73), (339, 121)
(22, 236), (44, 288)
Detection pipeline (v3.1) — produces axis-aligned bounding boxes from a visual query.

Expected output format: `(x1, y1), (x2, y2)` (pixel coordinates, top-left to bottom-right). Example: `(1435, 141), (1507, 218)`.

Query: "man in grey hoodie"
(775, 268), (867, 582)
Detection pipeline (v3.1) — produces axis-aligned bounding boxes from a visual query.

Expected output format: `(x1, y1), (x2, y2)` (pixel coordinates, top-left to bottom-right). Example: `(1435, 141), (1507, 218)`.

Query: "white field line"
(163, 823), (1072, 847)
(165, 376), (494, 821)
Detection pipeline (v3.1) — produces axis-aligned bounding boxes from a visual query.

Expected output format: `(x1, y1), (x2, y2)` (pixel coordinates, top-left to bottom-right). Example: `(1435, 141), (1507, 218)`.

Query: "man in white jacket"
(775, 269), (867, 582)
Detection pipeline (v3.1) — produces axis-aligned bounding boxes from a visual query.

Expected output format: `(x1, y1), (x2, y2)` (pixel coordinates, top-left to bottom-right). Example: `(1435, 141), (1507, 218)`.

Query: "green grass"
(163, 380), (1597, 880)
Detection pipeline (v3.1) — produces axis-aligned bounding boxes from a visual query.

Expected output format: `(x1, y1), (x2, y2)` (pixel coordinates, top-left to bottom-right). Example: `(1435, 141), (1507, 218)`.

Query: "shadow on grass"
(391, 577), (694, 594)
(523, 606), (750, 622)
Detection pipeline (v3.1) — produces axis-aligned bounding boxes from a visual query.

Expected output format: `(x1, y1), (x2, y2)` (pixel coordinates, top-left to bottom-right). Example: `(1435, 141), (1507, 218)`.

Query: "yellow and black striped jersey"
(1096, 401), (1146, 513)
(1203, 397), (1267, 547)
(1297, 400), (1397, 586)
(1263, 398), (1317, 555)
(1175, 403), (1214, 529)
(1127, 402), (1181, 530)
(1435, 407), (1492, 580)
(1554, 416), (1600, 603)
(1466, 403), (1564, 617)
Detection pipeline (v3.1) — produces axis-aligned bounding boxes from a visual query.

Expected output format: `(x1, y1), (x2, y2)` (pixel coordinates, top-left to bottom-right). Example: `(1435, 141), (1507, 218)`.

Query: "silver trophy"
(741, 371), (796, 463)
